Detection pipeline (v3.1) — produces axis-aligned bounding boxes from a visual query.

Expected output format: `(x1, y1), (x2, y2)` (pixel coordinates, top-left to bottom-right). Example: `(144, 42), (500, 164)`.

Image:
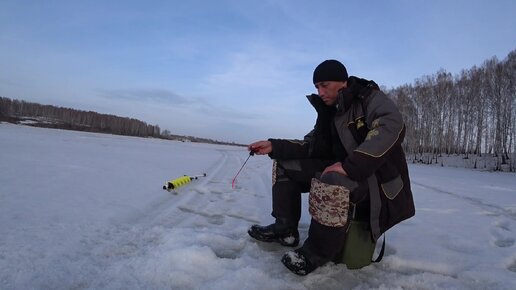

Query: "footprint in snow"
(494, 220), (511, 231)
(178, 206), (226, 225)
(490, 219), (515, 248)
(508, 258), (516, 273)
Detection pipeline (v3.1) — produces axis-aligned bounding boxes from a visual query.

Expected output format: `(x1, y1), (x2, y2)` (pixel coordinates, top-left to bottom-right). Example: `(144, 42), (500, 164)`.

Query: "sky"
(1, 0), (515, 144)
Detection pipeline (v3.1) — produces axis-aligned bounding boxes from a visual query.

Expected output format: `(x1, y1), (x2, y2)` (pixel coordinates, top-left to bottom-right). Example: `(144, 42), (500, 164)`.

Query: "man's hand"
(248, 140), (272, 155)
(322, 162), (348, 176)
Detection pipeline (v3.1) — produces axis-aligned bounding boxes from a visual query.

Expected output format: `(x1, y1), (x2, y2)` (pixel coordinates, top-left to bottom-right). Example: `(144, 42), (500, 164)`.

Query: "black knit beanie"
(312, 59), (348, 84)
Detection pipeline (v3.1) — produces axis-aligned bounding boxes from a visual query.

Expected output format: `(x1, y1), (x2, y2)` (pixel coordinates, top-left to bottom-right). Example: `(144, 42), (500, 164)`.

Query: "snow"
(1, 123), (515, 290)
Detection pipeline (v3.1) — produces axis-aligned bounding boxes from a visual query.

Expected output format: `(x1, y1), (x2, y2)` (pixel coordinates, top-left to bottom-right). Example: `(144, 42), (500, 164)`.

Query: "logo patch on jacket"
(356, 119), (365, 129)
(366, 118), (381, 141)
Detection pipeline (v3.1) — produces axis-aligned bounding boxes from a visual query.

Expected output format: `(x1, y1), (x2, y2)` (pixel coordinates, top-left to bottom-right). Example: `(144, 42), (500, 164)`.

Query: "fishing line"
(232, 151), (254, 189)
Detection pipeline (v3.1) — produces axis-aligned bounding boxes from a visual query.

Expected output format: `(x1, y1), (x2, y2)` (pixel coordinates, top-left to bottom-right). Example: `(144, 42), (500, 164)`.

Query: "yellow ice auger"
(163, 173), (207, 191)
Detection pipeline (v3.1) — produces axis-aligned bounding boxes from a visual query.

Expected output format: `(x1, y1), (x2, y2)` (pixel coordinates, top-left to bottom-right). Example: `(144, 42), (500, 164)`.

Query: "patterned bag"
(308, 178), (350, 227)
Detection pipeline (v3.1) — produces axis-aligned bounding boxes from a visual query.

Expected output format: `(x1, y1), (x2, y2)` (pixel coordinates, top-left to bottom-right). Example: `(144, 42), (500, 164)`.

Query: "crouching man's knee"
(309, 173), (356, 228)
(319, 172), (358, 191)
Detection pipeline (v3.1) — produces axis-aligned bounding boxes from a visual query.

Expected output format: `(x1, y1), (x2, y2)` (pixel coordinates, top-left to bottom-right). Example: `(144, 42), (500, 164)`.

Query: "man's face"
(314, 81), (347, 106)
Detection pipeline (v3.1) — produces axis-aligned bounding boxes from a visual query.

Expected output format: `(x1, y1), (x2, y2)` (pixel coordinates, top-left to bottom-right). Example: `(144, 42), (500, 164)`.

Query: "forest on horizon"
(388, 49), (515, 171)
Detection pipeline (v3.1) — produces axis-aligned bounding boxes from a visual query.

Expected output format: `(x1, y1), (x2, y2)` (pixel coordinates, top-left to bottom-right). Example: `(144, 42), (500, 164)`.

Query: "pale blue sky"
(1, 0), (515, 143)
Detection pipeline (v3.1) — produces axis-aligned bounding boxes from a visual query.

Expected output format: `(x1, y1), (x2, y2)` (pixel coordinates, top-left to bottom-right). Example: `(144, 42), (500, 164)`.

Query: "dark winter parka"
(269, 76), (415, 240)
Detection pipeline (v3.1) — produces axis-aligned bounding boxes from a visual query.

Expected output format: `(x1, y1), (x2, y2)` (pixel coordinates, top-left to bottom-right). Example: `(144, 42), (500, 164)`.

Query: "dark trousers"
(272, 159), (370, 266)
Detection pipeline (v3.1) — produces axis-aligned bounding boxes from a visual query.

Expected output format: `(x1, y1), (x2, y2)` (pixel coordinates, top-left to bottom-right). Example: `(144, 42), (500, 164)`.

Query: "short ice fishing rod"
(231, 150), (255, 189)
(163, 173), (207, 191)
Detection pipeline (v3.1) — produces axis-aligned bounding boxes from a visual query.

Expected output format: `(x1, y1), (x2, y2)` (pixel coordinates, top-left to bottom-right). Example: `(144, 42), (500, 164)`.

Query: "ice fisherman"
(247, 59), (416, 275)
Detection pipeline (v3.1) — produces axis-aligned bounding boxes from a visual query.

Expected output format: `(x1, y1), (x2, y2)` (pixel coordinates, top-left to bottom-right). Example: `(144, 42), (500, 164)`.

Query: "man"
(247, 59), (415, 275)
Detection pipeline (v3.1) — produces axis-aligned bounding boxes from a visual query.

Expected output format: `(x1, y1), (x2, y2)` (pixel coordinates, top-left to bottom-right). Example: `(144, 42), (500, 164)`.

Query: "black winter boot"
(281, 248), (317, 276)
(248, 221), (299, 247)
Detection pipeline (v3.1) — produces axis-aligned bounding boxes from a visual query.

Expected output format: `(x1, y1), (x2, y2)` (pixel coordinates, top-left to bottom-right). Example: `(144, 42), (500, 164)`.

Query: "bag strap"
(372, 234), (386, 263)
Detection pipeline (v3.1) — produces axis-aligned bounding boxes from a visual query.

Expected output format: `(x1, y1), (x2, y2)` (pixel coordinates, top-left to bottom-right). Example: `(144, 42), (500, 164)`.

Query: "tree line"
(0, 97), (245, 146)
(0, 97), (161, 138)
(388, 49), (515, 170)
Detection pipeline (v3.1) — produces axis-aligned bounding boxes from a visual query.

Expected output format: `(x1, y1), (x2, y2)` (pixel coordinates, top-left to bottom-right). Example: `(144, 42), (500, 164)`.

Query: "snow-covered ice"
(1, 123), (515, 289)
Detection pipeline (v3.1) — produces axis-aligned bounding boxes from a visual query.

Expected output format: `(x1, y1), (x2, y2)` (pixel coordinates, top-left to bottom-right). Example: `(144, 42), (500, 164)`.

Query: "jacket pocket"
(381, 175), (403, 200)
